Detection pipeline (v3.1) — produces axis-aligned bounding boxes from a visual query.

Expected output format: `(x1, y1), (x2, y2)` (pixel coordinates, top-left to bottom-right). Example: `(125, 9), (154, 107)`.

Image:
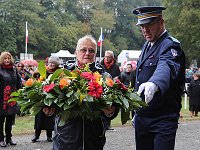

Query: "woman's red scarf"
(1, 64), (13, 69)
(103, 59), (114, 69)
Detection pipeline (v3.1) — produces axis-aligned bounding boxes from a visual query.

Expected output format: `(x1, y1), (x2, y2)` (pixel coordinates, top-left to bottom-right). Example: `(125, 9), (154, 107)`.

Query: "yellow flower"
(93, 72), (102, 80)
(71, 71), (78, 77)
(97, 81), (102, 86)
(80, 94), (85, 102)
(38, 75), (45, 82)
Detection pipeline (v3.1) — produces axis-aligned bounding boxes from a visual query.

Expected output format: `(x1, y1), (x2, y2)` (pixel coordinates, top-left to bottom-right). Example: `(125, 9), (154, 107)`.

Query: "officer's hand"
(137, 82), (158, 103)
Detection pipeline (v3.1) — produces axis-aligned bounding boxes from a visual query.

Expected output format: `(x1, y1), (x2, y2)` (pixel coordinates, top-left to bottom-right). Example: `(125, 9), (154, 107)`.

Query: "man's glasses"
(18, 66), (23, 68)
(104, 56), (112, 59)
(79, 48), (96, 54)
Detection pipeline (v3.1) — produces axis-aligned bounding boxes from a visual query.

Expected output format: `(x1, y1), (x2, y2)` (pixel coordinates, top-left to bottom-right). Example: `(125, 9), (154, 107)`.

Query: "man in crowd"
(101, 50), (120, 130)
(119, 63), (135, 87)
(132, 6), (185, 150)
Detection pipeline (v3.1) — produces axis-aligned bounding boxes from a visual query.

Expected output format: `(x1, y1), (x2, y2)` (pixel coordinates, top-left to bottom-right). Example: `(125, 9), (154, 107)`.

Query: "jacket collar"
(137, 31), (169, 68)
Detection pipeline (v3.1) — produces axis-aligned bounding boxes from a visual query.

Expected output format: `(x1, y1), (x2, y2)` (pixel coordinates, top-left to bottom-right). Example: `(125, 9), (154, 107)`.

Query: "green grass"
(12, 97), (198, 135)
(13, 115), (34, 135)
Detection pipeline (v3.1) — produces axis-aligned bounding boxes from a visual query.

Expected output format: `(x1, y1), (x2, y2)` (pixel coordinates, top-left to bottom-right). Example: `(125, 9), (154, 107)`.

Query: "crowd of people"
(0, 5), (198, 150)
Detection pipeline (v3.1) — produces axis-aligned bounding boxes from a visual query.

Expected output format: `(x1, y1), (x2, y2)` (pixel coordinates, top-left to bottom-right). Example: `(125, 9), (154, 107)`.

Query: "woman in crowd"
(16, 62), (31, 85)
(187, 71), (200, 117)
(31, 55), (61, 143)
(0, 51), (22, 147)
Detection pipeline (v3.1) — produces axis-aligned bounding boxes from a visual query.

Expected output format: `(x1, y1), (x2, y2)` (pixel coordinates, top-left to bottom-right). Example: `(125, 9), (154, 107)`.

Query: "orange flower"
(106, 78), (114, 87)
(59, 78), (70, 89)
(93, 72), (102, 80)
(25, 78), (34, 87)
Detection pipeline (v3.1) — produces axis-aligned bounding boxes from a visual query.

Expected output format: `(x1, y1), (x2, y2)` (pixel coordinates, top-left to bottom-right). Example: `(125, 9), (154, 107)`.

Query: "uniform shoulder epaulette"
(168, 36), (180, 43)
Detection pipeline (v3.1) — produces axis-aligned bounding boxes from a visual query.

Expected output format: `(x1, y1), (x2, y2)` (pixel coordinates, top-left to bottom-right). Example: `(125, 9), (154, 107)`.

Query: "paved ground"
(2, 120), (200, 150)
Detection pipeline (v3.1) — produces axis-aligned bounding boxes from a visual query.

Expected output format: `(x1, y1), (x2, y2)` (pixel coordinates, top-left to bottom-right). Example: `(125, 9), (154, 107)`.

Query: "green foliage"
(9, 62), (147, 126)
(164, 0), (200, 65)
(38, 61), (46, 78)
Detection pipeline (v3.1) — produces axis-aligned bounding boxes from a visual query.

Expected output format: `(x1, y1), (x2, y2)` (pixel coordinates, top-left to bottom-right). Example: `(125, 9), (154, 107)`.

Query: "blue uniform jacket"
(135, 31), (185, 116)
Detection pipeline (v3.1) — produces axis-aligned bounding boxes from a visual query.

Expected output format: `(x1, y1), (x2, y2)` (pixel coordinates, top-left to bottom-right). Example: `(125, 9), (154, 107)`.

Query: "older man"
(52, 35), (118, 150)
(101, 50), (120, 130)
(101, 50), (120, 79)
(132, 6), (185, 150)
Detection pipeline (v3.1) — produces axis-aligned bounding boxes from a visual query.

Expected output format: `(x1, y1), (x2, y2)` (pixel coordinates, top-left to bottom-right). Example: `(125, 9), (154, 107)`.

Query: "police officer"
(132, 6), (185, 150)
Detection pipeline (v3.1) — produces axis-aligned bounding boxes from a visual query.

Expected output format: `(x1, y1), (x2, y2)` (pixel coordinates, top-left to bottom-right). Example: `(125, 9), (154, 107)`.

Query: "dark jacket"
(119, 70), (136, 87)
(53, 62), (119, 150)
(135, 31), (185, 116)
(187, 79), (200, 111)
(0, 65), (22, 116)
(101, 59), (120, 78)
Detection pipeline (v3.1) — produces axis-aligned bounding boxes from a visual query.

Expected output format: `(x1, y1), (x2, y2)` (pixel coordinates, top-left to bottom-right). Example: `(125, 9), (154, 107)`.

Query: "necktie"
(145, 43), (151, 53)
(142, 43), (151, 59)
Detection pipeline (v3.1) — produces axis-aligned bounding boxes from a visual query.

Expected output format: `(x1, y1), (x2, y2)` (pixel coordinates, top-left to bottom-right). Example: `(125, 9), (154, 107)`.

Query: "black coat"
(119, 70), (136, 87)
(0, 66), (22, 116)
(187, 79), (200, 111)
(101, 59), (120, 78)
(53, 62), (119, 150)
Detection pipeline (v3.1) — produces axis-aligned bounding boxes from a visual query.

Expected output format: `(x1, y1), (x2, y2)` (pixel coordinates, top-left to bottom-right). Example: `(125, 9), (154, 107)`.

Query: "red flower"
(9, 101), (16, 106)
(43, 83), (55, 93)
(81, 72), (95, 80)
(88, 81), (103, 98)
(115, 78), (128, 91)
(5, 86), (11, 91)
(3, 104), (6, 110)
(4, 96), (10, 101)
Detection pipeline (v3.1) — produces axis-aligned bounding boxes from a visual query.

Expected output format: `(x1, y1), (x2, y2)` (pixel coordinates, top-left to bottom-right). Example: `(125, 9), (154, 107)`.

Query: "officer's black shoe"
(0, 141), (7, 147)
(6, 139), (17, 146)
(31, 136), (39, 143)
(47, 137), (52, 142)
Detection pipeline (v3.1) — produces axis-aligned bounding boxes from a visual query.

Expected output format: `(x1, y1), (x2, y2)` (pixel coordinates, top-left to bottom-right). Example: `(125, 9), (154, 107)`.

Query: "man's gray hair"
(76, 35), (97, 52)
(105, 50), (114, 58)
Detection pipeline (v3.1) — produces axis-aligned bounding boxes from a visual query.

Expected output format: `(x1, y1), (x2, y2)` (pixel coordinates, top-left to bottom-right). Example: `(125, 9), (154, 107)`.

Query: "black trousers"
(0, 115), (14, 141)
(35, 129), (52, 138)
(53, 117), (106, 150)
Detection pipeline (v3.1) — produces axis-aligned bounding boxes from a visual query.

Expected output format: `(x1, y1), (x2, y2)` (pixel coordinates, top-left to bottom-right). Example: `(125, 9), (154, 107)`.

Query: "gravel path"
(2, 120), (200, 150)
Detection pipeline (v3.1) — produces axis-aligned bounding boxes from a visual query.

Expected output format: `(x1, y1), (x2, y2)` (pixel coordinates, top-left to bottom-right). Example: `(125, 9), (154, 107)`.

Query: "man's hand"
(43, 107), (55, 116)
(137, 82), (158, 103)
(103, 106), (115, 117)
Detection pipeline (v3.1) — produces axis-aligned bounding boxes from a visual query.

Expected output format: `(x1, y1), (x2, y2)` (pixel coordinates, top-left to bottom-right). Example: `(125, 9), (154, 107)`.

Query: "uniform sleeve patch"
(169, 36), (180, 43)
(171, 49), (178, 57)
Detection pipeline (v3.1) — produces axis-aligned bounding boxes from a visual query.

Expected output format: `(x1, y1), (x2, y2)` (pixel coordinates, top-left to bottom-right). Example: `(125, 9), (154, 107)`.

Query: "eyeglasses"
(79, 48), (96, 54)
(18, 66), (23, 68)
(104, 56), (112, 59)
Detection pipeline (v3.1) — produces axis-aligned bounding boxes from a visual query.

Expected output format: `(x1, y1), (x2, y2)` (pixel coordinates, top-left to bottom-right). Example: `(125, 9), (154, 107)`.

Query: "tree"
(164, 0), (200, 66)
(0, 22), (17, 53)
